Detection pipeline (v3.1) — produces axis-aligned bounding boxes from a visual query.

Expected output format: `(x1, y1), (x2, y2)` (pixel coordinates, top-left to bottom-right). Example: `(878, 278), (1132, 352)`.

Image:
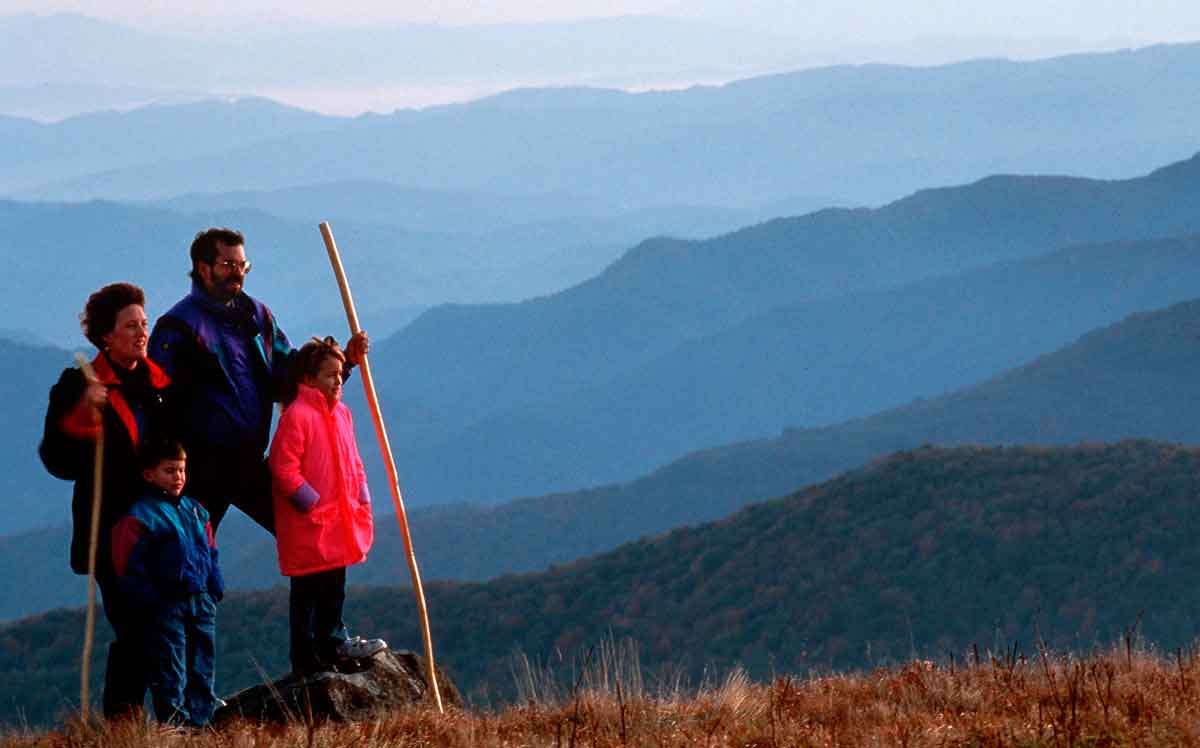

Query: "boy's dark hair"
(189, 227), (246, 280)
(81, 283), (145, 349)
(282, 336), (346, 405)
(140, 438), (187, 470)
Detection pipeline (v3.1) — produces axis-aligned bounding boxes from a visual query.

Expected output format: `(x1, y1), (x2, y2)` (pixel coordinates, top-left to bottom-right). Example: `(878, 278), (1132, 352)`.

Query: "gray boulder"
(214, 649), (462, 725)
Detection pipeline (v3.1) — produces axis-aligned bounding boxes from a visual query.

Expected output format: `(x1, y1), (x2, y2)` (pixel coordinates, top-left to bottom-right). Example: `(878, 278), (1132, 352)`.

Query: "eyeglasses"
(211, 259), (252, 274)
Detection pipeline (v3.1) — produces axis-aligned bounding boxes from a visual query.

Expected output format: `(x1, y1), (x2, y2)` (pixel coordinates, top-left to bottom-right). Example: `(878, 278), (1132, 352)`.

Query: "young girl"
(269, 337), (385, 675)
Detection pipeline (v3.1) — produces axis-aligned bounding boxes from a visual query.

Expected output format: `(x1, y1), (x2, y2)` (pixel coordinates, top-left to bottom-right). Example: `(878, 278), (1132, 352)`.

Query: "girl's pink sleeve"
(269, 407), (309, 499)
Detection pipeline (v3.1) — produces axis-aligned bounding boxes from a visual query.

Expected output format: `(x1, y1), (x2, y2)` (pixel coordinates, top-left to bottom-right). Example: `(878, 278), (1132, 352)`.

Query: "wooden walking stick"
(318, 221), (445, 713)
(74, 353), (104, 720)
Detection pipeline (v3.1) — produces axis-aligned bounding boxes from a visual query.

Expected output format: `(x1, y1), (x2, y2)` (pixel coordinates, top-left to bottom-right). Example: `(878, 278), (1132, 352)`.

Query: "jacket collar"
(189, 279), (250, 318)
(143, 481), (183, 506)
(297, 382), (337, 412)
(92, 350), (171, 389)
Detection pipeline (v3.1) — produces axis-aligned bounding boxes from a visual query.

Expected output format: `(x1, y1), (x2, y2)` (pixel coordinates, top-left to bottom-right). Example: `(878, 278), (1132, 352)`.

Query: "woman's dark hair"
(282, 336), (346, 405)
(81, 282), (145, 350)
(189, 227), (245, 280)
(139, 438), (187, 470)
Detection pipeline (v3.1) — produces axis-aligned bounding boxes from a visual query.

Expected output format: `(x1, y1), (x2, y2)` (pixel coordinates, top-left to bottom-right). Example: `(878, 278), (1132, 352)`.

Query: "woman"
(39, 282), (175, 719)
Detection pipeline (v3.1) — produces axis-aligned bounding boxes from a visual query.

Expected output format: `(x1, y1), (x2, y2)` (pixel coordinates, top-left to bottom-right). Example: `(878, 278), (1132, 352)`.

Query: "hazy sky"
(6, 0), (1200, 43)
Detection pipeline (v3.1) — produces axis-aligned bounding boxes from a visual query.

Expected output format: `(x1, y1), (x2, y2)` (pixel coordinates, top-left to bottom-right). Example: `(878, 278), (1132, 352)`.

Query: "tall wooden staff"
(319, 221), (444, 713)
(74, 353), (103, 720)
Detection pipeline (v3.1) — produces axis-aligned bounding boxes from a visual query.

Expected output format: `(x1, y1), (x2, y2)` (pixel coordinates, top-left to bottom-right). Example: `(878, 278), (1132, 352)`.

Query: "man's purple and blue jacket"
(149, 282), (293, 456)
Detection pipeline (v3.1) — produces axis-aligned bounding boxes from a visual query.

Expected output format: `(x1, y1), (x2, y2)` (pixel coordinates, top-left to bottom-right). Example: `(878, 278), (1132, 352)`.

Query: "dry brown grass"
(11, 643), (1200, 747)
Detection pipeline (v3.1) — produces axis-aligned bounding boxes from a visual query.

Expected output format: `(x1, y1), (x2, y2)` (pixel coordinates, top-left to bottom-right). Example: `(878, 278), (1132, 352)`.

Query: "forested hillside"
(6, 441), (1200, 726)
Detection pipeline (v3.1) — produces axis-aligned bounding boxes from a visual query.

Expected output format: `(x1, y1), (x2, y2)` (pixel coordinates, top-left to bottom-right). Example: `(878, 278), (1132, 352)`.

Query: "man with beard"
(149, 227), (367, 534)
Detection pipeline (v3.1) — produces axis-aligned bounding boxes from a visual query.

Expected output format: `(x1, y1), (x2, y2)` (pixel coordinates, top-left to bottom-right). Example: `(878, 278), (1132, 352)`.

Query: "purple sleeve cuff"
(358, 483), (371, 505)
(290, 482), (320, 513)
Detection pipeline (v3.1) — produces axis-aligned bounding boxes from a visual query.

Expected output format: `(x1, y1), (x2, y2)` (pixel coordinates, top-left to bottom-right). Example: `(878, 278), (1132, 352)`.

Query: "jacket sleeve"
(269, 407), (319, 513)
(208, 549), (225, 601)
(111, 515), (159, 609)
(39, 368), (95, 481)
(262, 306), (298, 399)
(205, 519), (225, 601)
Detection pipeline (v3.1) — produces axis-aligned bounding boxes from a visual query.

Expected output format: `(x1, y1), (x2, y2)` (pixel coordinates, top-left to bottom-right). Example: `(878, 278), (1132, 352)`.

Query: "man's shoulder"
(149, 298), (202, 352)
(152, 292), (228, 348)
(157, 294), (208, 328)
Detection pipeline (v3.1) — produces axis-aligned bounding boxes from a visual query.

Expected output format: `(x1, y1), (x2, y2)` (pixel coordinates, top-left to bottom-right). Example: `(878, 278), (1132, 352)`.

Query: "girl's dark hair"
(139, 438), (187, 470)
(81, 283), (145, 349)
(282, 336), (346, 404)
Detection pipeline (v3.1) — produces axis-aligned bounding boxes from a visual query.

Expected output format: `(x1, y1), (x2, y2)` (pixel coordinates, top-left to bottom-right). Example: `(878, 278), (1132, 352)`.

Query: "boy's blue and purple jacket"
(148, 282), (293, 457)
(111, 484), (225, 607)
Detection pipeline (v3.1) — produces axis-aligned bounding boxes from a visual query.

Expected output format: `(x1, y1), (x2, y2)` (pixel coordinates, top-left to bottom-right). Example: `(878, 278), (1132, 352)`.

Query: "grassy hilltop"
(9, 644), (1200, 746)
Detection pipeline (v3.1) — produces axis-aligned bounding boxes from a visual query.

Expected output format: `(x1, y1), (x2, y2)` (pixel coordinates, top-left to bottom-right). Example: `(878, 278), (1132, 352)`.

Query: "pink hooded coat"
(269, 383), (374, 576)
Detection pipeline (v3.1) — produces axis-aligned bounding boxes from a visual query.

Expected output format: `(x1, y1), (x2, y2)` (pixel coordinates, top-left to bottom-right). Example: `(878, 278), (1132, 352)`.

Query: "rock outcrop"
(214, 649), (462, 725)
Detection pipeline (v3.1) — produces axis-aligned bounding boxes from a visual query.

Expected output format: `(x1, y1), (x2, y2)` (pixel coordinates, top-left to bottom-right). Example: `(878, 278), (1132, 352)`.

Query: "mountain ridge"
(8, 294), (1200, 621)
(398, 234), (1200, 500)
(368, 153), (1200, 502)
(16, 43), (1200, 204)
(2, 97), (342, 194)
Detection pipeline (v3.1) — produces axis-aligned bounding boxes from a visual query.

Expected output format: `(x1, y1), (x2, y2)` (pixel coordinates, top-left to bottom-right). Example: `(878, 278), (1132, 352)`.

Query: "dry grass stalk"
(12, 643), (1200, 746)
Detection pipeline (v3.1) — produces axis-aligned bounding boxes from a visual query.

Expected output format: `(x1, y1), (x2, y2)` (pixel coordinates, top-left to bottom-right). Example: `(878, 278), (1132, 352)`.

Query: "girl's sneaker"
(335, 636), (387, 659)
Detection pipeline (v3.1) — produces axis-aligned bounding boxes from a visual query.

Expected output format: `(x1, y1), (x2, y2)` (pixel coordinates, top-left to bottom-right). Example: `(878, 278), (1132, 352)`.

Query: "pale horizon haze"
(7, 0), (1200, 40)
(4, 1), (1200, 115)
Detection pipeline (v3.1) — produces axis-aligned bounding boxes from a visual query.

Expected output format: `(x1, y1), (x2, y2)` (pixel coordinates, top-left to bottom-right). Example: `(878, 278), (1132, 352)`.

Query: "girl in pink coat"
(269, 337), (385, 674)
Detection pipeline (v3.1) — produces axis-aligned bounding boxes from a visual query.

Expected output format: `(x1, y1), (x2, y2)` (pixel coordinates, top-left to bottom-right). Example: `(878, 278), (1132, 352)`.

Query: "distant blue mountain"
(1, 196), (740, 348)
(0, 82), (204, 122)
(16, 43), (1200, 207)
(0, 14), (205, 91)
(0, 337), (79, 536)
(148, 181), (837, 306)
(153, 181), (618, 233)
(1, 97), (342, 194)
(0, 113), (38, 136)
(0, 12), (802, 117)
(367, 154), (1200, 503)
(409, 234), (1200, 499)
(152, 181), (837, 236)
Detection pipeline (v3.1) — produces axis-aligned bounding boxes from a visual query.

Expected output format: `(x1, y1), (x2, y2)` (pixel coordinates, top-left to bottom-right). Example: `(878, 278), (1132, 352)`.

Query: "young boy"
(111, 440), (225, 727)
